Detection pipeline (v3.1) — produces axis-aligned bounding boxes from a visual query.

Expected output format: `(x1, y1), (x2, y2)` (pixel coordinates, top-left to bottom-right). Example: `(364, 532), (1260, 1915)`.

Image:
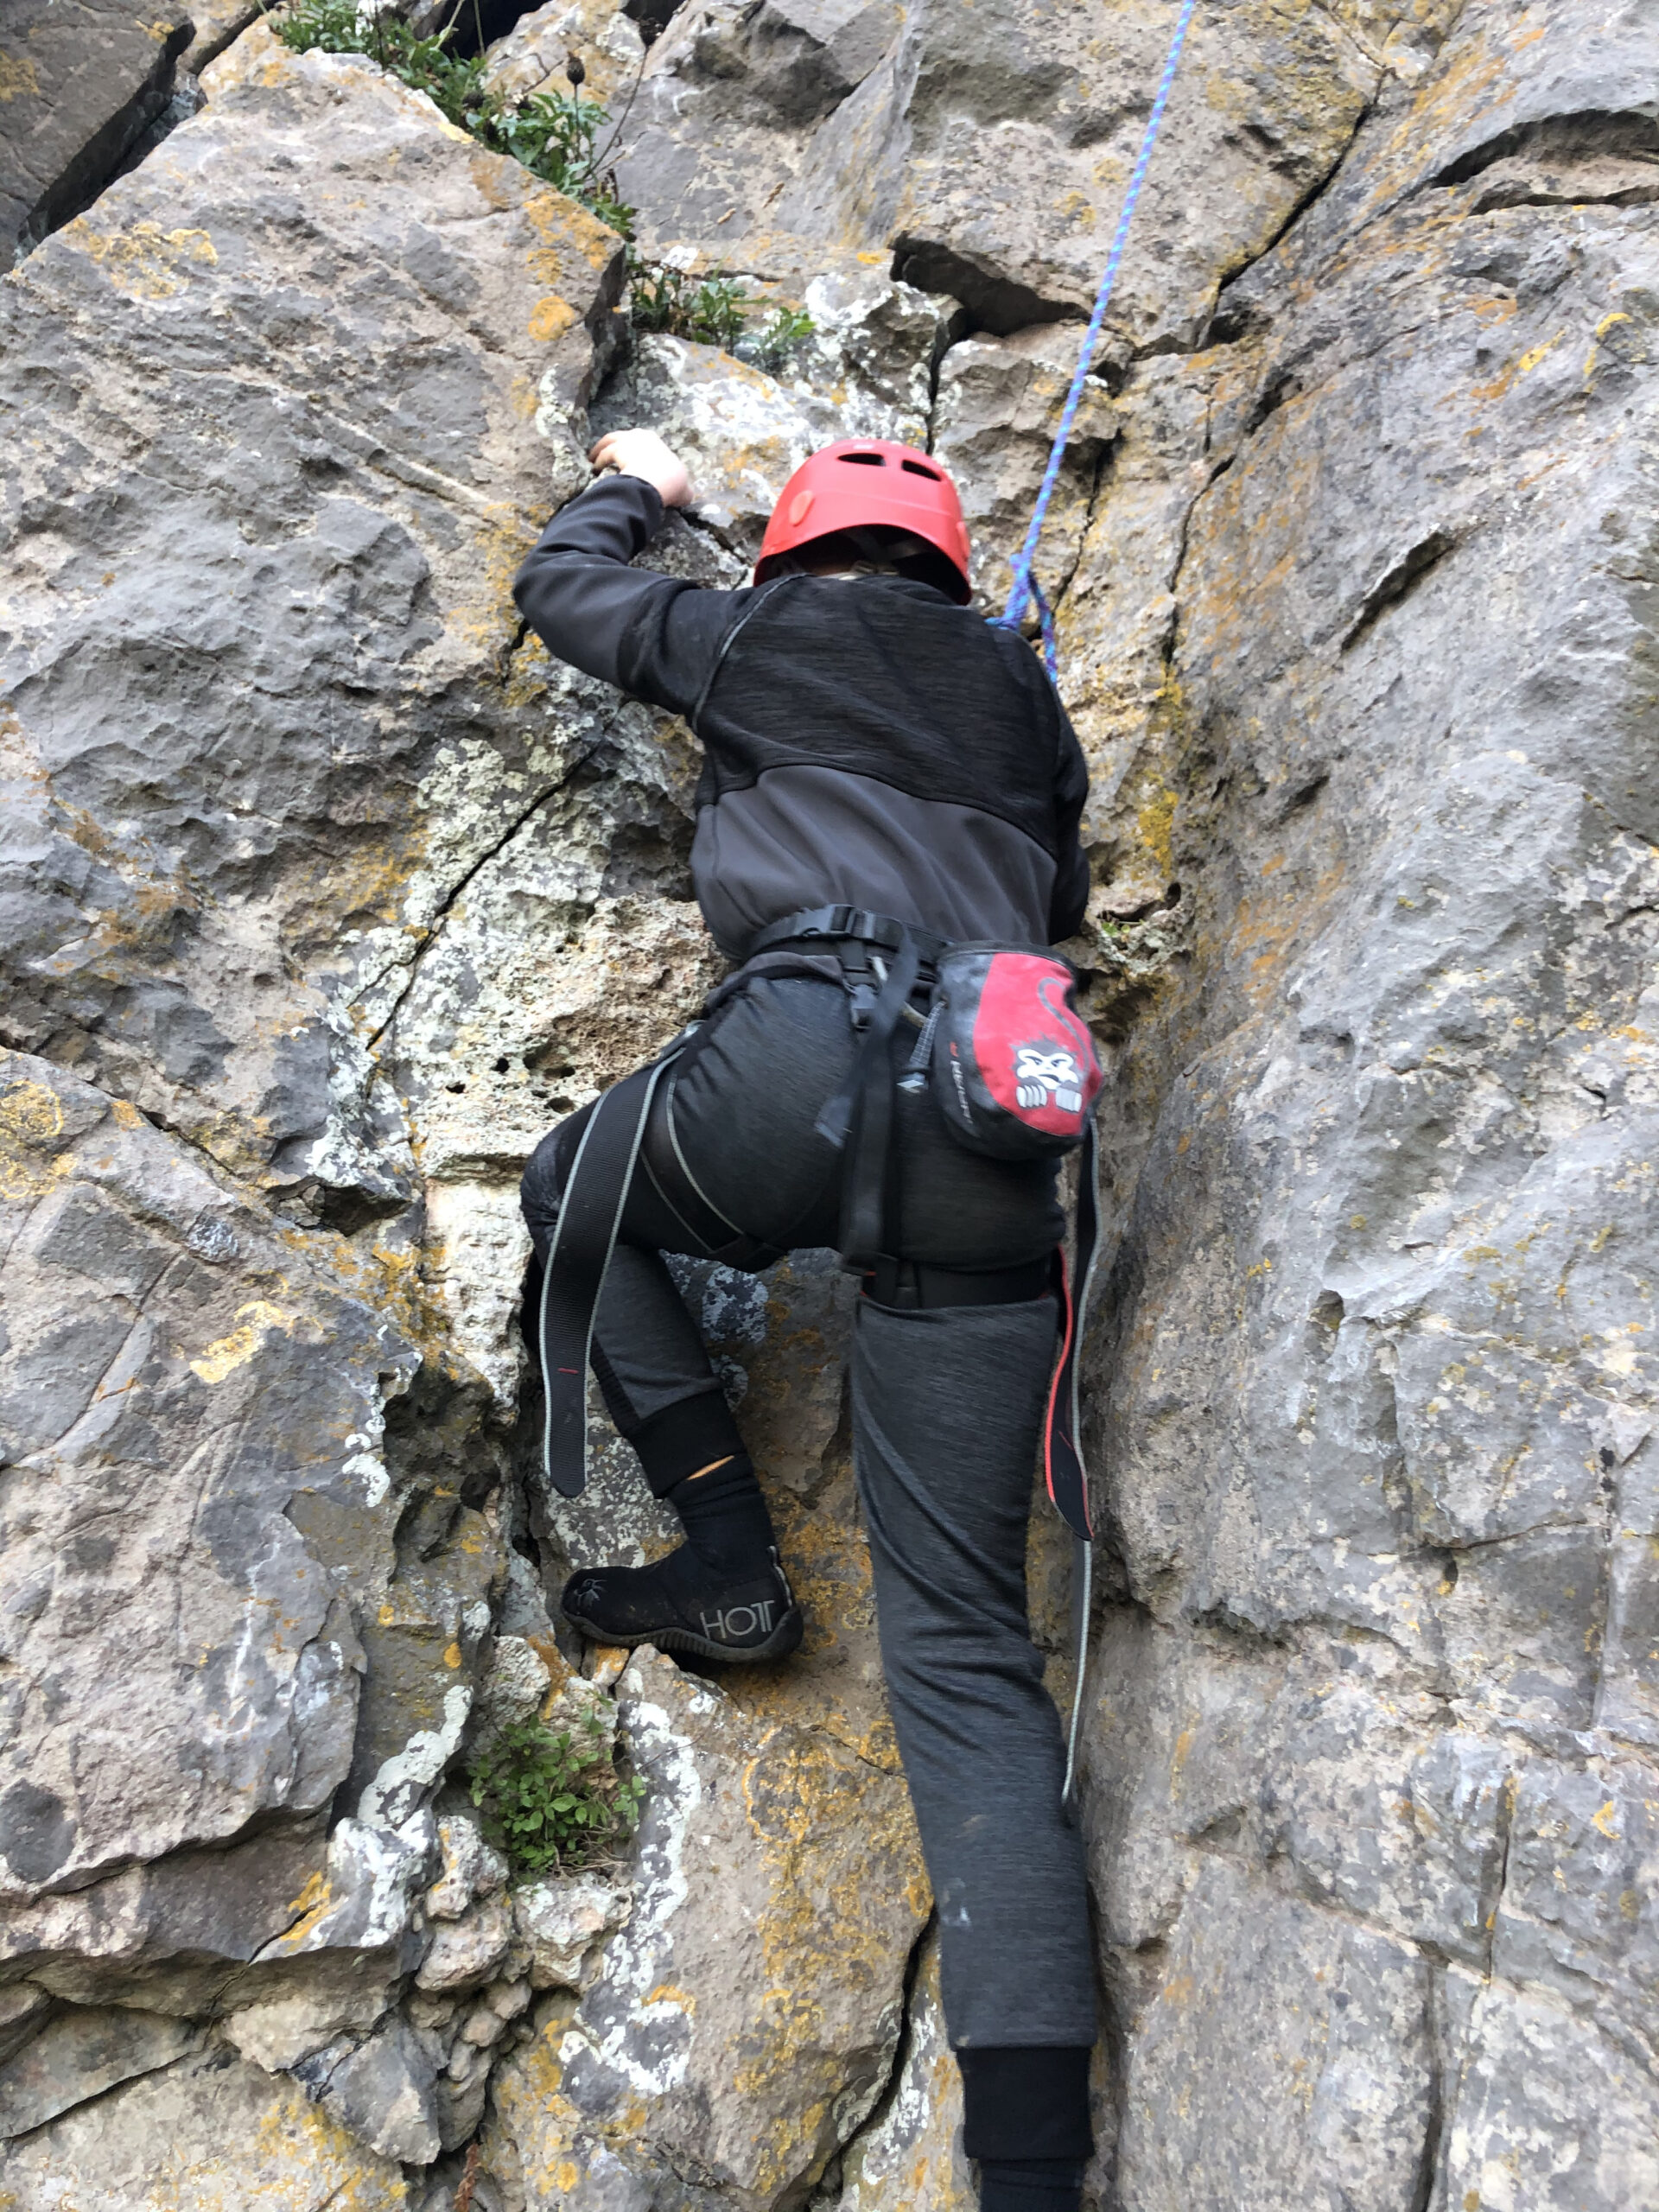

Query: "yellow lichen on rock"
(529, 292), (580, 343)
(64, 217), (217, 300)
(188, 1300), (300, 1384)
(0, 1078), (76, 1207)
(0, 52), (42, 99)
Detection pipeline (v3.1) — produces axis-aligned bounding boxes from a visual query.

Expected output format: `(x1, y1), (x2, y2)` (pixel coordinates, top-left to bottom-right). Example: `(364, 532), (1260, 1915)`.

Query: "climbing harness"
(537, 910), (1107, 1804)
(991, 0), (1201, 681)
(760, 907), (1105, 1807)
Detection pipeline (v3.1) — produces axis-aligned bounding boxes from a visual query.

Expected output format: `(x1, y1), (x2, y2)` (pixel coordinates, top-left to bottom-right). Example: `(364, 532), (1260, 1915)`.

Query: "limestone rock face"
(3, 0), (1657, 2202)
(1064, 6), (1659, 2209)
(835, 1931), (974, 2212)
(0, 2037), (413, 2209)
(609, 0), (1464, 334)
(2, 28), (625, 1206)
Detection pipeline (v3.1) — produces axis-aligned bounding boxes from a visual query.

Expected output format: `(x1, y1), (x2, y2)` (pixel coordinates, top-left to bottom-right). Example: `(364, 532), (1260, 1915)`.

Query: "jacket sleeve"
(512, 474), (741, 717)
(1048, 696), (1092, 942)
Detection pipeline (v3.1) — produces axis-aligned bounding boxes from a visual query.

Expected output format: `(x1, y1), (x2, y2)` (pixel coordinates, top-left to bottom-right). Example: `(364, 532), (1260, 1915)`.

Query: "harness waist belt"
(746, 904), (951, 969)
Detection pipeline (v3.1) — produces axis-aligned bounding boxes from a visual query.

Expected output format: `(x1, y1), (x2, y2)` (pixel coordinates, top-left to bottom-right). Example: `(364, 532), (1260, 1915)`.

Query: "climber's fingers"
(588, 428), (693, 508)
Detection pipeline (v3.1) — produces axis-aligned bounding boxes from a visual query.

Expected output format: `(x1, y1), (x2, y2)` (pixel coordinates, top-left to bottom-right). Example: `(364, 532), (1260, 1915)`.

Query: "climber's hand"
(589, 429), (692, 507)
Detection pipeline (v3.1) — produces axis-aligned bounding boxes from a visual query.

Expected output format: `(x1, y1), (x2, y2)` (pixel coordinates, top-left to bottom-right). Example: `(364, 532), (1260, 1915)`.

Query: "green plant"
(467, 1707), (645, 1878)
(269, 0), (370, 54)
(489, 87), (594, 185)
(628, 257), (747, 349)
(752, 302), (816, 372)
(626, 257), (816, 363)
(268, 0), (635, 235)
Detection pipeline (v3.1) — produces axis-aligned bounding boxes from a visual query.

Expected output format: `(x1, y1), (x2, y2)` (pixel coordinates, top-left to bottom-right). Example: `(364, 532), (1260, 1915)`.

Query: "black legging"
(520, 971), (1096, 2067)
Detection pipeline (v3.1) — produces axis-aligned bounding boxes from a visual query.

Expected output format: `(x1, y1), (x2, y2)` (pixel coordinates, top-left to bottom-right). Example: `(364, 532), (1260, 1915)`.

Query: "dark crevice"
(10, 17), (194, 262)
(1206, 93), (1377, 328)
(1409, 1964), (1447, 2212)
(1044, 442), (1115, 635)
(429, 0), (593, 59)
(1153, 447), (1227, 683)
(365, 740), (606, 1052)
(890, 235), (1086, 340)
(1469, 179), (1659, 214)
(267, 1177), (409, 1237)
(1189, 1603), (1295, 1654)
(1205, 296), (1274, 349)
(1274, 766), (1330, 821)
(1339, 530), (1458, 652)
(1240, 365), (1302, 439)
(620, 0), (690, 43)
(1484, 1770), (1517, 1981)
(109, 73), (206, 190)
(1431, 110), (1659, 191)
(832, 1913), (936, 2166)
(923, 307), (975, 457)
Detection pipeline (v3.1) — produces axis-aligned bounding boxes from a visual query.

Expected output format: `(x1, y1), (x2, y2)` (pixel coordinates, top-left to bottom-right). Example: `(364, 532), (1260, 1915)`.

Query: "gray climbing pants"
(521, 972), (1096, 2050)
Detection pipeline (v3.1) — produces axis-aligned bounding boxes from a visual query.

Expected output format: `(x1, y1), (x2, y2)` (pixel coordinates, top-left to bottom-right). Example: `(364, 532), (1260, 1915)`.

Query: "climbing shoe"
(561, 1544), (804, 1663)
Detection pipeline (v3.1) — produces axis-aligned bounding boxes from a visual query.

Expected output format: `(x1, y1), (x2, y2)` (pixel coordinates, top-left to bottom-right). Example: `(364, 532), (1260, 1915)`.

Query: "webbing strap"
(815, 930), (923, 1270)
(538, 1053), (679, 1499)
(1063, 1535), (1093, 1809)
(1043, 1116), (1099, 1541)
(1045, 1118), (1103, 1807)
(990, 0), (1201, 682)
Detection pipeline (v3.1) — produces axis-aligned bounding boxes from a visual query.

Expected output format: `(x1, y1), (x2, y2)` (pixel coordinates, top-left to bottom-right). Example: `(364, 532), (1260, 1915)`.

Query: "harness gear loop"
(1050, 1117), (1103, 1805)
(988, 0), (1201, 682)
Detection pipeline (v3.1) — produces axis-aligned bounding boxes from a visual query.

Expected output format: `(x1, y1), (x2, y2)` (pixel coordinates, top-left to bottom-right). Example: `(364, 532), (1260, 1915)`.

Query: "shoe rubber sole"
(560, 1602), (805, 1667)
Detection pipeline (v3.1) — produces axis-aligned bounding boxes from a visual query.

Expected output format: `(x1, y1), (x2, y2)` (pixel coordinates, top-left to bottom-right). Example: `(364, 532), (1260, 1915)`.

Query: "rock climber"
(514, 425), (1097, 2212)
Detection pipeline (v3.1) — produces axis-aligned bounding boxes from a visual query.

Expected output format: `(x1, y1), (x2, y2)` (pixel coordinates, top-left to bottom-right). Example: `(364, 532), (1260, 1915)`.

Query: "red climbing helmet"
(754, 440), (974, 604)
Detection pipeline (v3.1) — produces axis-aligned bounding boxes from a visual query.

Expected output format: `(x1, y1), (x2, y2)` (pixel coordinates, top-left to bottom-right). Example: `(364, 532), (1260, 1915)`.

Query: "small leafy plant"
(627, 252), (815, 363)
(628, 257), (748, 349)
(467, 1707), (645, 1878)
(752, 302), (816, 371)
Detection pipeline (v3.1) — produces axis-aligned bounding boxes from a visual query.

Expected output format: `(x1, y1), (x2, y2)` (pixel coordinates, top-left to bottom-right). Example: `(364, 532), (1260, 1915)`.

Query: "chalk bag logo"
(1013, 1043), (1084, 1116)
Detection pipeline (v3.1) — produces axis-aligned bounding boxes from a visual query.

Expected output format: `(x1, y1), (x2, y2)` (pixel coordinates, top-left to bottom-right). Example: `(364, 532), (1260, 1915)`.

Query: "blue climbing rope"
(991, 0), (1200, 681)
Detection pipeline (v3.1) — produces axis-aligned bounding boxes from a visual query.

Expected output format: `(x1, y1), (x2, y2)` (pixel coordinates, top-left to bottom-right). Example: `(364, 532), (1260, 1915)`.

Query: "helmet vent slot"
(900, 459), (942, 479)
(839, 451), (886, 465)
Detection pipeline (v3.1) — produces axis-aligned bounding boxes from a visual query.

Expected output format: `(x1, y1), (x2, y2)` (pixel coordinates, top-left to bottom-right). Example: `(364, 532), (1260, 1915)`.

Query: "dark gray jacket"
(513, 475), (1091, 957)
